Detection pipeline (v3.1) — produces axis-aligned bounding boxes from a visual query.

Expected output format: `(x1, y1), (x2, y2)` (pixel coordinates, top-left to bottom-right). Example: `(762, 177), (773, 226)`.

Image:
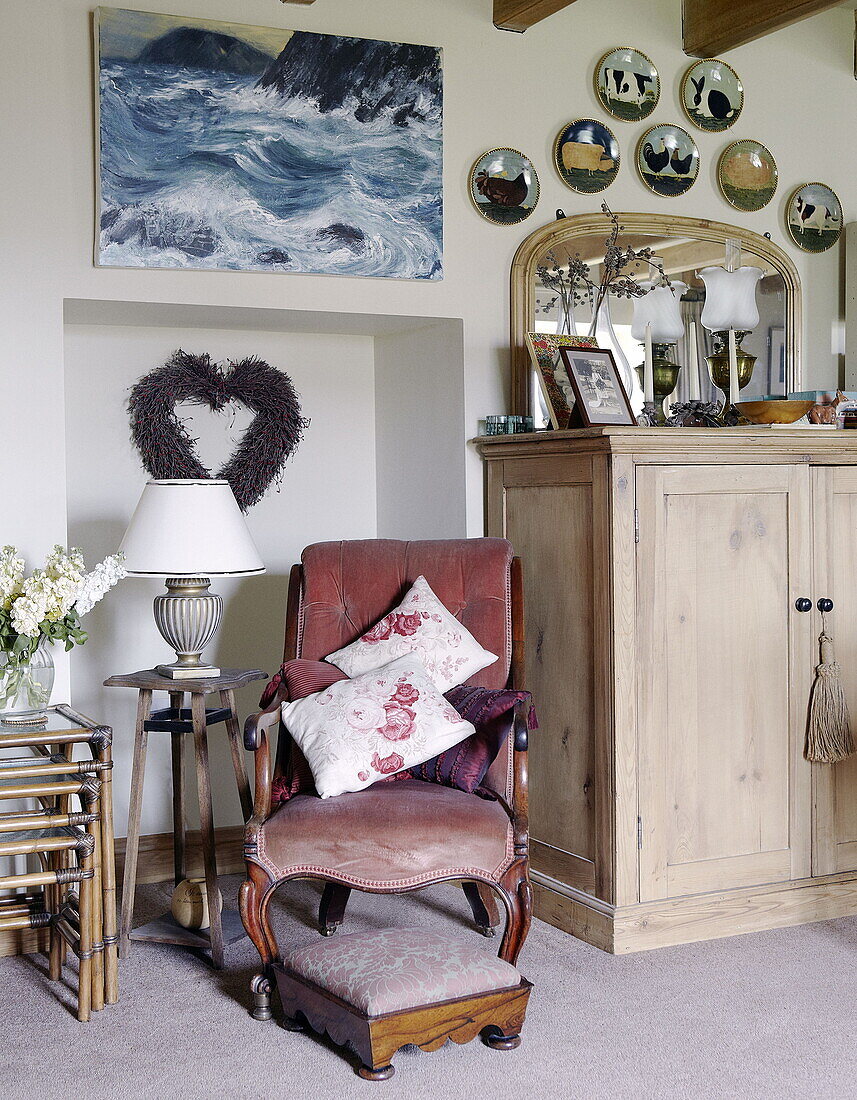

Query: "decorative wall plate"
(554, 119), (620, 193)
(635, 124), (699, 197)
(680, 59), (743, 132)
(785, 182), (843, 253)
(469, 148), (540, 225)
(717, 140), (777, 212)
(594, 47), (659, 122)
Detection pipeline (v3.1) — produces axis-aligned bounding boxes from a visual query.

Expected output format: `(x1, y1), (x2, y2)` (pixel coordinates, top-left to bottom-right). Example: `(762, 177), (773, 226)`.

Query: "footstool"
(273, 927), (532, 1080)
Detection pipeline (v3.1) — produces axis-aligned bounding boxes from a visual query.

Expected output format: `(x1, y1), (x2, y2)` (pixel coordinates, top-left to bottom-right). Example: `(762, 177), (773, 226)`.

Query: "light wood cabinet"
(476, 428), (857, 952)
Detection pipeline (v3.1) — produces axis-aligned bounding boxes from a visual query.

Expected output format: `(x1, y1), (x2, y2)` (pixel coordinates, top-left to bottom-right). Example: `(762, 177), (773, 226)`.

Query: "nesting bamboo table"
(104, 668), (265, 969)
(0, 704), (118, 1021)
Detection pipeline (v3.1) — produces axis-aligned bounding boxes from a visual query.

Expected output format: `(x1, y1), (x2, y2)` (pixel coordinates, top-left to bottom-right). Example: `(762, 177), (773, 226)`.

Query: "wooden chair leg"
(462, 881), (499, 936)
(240, 863), (279, 1022)
(498, 861), (532, 966)
(319, 882), (351, 936)
(119, 689), (151, 960)
(191, 692), (225, 969)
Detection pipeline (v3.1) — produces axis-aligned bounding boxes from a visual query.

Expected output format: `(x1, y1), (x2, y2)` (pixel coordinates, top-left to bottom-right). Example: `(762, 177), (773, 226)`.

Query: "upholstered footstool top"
(283, 927), (520, 1015)
(275, 926), (532, 1079)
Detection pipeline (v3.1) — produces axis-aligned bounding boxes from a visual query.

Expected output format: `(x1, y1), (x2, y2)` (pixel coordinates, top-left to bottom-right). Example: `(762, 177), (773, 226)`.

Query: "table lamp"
(699, 263), (763, 408)
(631, 280), (688, 423)
(119, 479), (265, 679)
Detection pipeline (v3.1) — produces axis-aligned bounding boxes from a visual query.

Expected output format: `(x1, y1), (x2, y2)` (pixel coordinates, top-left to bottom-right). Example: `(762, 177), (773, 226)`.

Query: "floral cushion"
(283, 927), (520, 1015)
(280, 655), (475, 799)
(324, 575), (498, 693)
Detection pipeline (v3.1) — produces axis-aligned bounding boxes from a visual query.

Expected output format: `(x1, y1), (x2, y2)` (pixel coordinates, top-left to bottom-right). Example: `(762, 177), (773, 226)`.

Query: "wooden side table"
(104, 667), (266, 969)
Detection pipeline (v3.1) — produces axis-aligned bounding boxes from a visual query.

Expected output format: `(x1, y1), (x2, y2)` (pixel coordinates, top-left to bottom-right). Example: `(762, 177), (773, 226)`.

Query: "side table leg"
(221, 689), (253, 823)
(119, 689), (151, 960)
(170, 691), (187, 887)
(191, 692), (225, 969)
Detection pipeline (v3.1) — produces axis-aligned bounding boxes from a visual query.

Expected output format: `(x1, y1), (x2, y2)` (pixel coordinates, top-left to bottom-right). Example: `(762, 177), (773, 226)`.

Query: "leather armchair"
(239, 539), (531, 1020)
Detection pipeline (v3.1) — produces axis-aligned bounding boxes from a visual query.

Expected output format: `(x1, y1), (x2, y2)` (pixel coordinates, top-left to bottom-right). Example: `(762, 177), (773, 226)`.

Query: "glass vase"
(0, 643), (55, 724)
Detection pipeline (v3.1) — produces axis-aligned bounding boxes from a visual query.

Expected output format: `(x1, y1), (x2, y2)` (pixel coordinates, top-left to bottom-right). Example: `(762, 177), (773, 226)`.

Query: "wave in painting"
(97, 22), (443, 279)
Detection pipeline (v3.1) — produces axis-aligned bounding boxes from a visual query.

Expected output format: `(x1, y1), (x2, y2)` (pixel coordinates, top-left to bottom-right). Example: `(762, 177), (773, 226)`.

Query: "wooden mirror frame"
(509, 211), (802, 414)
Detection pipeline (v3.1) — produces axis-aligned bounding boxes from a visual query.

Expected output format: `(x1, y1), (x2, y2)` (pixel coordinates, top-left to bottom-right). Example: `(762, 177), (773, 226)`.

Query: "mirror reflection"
(531, 229), (786, 424)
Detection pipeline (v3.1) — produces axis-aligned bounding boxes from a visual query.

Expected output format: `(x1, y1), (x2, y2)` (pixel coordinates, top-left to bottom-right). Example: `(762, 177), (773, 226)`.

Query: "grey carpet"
(2, 876), (855, 1098)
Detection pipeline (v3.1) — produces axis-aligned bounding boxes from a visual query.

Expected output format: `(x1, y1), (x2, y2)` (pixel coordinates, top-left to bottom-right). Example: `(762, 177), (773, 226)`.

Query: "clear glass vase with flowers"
(0, 545), (125, 723)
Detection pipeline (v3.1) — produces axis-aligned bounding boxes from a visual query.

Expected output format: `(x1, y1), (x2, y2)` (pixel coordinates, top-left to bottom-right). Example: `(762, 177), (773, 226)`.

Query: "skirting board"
(0, 825), (245, 959)
(533, 870), (857, 954)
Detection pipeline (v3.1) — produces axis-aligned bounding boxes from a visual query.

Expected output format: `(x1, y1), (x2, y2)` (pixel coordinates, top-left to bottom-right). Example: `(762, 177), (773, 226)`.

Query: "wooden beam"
(494, 0), (579, 33)
(682, 0), (842, 57)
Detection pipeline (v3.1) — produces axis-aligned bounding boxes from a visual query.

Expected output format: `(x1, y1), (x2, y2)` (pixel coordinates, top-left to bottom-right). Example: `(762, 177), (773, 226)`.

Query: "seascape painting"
(95, 8), (443, 278)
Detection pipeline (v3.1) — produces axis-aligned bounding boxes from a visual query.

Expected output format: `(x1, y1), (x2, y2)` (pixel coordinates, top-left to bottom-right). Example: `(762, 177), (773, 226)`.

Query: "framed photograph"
(636, 124), (699, 198)
(594, 47), (659, 122)
(553, 118), (620, 194)
(718, 139), (777, 212)
(785, 182), (843, 253)
(680, 59), (743, 133)
(525, 333), (598, 429)
(558, 346), (635, 427)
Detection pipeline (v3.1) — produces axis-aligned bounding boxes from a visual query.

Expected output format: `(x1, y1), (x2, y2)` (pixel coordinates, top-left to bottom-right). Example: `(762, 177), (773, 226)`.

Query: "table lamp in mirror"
(119, 479), (265, 679)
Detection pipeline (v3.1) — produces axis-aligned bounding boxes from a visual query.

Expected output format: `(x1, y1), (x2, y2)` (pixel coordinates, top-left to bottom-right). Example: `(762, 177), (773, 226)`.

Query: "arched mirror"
(510, 212), (801, 422)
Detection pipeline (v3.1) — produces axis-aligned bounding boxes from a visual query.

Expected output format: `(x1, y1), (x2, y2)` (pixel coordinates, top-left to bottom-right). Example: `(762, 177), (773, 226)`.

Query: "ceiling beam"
(494, 0), (579, 33)
(682, 0), (842, 57)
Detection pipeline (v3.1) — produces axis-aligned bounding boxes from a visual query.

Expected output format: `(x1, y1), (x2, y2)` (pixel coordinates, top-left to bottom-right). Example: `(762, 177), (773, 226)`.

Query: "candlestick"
(728, 328), (739, 408)
(688, 321), (700, 402)
(644, 322), (654, 403)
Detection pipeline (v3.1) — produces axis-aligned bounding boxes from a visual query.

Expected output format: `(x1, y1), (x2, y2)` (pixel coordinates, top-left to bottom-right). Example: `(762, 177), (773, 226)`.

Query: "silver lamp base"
(154, 577), (222, 679)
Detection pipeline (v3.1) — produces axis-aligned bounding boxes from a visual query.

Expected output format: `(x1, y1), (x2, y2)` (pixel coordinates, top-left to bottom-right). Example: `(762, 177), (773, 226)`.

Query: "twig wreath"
(128, 350), (309, 511)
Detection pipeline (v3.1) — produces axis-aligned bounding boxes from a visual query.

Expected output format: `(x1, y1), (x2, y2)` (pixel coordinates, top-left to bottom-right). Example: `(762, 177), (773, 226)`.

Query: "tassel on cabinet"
(805, 617), (855, 764)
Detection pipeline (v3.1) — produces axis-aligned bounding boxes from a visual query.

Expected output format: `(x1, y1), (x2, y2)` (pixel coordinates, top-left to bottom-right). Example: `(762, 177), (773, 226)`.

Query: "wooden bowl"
(735, 399), (815, 424)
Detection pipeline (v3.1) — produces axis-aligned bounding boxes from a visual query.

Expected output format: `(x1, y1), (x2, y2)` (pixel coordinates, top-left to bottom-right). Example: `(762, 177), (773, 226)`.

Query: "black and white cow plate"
(594, 47), (660, 123)
(786, 183), (843, 254)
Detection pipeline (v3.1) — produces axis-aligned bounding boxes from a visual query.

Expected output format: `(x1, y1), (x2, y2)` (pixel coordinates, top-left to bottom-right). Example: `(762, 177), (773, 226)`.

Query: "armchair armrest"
(511, 699), (529, 852)
(244, 689), (285, 751)
(244, 686), (287, 823)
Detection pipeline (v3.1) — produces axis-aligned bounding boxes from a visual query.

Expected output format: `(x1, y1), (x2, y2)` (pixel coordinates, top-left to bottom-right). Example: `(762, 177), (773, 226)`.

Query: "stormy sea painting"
(95, 8), (443, 278)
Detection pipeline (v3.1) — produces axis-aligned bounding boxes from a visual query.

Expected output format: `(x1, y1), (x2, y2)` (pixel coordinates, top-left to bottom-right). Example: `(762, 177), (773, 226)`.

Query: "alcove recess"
(61, 298), (466, 842)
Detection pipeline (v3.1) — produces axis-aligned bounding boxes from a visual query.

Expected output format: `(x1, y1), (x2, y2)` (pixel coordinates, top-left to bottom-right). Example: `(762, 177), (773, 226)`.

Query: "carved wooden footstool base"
(272, 927), (532, 1079)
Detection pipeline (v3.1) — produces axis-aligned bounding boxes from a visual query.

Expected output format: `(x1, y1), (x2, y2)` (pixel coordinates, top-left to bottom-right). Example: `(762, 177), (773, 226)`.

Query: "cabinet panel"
(503, 473), (599, 895)
(637, 465), (812, 900)
(812, 468), (857, 874)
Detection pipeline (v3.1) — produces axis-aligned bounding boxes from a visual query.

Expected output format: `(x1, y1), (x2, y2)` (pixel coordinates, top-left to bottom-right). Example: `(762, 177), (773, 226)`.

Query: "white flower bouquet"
(0, 544), (125, 713)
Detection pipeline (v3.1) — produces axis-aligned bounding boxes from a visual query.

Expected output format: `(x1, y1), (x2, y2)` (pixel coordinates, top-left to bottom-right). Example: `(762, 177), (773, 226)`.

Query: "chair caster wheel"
(250, 973), (273, 1022)
(477, 924), (496, 938)
(358, 1064), (395, 1081)
(281, 1014), (305, 1032)
(320, 925), (338, 937)
(484, 1031), (521, 1050)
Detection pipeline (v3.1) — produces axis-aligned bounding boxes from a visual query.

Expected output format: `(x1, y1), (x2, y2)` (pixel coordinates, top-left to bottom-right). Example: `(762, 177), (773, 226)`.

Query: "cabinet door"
(812, 468), (857, 875)
(637, 464), (813, 901)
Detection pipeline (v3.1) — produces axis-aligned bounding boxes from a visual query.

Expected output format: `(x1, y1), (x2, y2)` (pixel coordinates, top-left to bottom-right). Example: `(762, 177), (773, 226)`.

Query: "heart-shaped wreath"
(128, 350), (309, 511)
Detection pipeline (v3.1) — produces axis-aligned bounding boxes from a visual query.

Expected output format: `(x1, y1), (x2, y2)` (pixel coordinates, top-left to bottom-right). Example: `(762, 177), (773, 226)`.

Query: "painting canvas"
(94, 8), (443, 278)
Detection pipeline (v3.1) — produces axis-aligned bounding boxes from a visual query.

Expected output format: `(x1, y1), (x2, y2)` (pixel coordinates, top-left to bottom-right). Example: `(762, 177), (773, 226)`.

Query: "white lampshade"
(120, 480), (265, 577)
(631, 281), (688, 343)
(699, 266), (763, 332)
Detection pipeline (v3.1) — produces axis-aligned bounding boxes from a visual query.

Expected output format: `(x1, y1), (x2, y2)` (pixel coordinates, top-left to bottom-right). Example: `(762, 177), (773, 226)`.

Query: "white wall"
(2, 0), (856, 838)
(375, 320), (466, 538)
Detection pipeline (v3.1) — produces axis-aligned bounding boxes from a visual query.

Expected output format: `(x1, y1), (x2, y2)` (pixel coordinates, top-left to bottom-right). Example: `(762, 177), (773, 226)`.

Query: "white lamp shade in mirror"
(120, 480), (265, 577)
(698, 266), (763, 331)
(630, 281), (687, 343)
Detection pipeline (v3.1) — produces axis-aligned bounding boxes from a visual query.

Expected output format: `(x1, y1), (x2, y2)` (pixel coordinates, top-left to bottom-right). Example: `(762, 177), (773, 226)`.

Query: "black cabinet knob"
(817, 598), (834, 614)
(795, 598), (812, 612)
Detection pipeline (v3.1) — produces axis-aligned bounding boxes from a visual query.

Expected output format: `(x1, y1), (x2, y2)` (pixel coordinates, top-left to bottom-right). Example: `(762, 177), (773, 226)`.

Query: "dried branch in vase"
(536, 203), (671, 339)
